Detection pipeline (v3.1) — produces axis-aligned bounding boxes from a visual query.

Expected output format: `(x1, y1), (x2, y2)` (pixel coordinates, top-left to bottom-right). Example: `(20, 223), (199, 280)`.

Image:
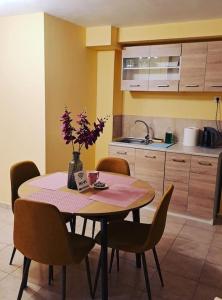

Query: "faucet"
(135, 120), (150, 144)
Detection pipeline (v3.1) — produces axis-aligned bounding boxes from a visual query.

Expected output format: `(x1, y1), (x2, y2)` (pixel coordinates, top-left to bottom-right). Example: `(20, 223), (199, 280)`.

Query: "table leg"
(101, 217), (108, 300)
(132, 209), (141, 268)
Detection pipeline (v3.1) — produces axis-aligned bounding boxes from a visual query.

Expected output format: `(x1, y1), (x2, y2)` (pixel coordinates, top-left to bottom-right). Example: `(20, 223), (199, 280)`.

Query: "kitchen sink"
(116, 137), (151, 145)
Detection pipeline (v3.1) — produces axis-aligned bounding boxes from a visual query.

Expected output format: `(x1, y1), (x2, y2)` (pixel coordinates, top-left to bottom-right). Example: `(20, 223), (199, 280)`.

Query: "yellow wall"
(123, 92), (222, 120)
(44, 14), (97, 173)
(119, 18), (222, 43)
(95, 51), (115, 164)
(0, 13), (45, 205)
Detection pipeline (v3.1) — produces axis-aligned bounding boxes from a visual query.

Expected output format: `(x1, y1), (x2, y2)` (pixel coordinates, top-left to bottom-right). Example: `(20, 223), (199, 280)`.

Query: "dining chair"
(9, 161), (74, 265)
(81, 157), (130, 238)
(94, 184), (174, 300)
(14, 199), (95, 300)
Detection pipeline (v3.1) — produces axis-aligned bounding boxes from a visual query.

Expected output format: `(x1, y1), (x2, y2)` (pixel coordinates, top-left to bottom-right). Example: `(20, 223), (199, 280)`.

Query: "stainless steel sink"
(116, 137), (151, 145)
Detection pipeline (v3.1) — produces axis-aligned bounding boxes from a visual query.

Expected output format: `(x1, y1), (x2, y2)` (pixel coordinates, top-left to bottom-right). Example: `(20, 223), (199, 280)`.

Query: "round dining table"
(18, 171), (155, 300)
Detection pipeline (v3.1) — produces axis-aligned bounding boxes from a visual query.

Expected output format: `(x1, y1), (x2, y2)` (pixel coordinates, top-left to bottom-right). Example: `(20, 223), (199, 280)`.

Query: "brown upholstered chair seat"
(95, 221), (151, 253)
(68, 233), (95, 264)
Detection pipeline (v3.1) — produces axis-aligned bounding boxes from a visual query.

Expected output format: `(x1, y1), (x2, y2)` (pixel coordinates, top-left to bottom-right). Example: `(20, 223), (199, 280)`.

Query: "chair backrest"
(96, 157), (130, 176)
(145, 184), (174, 250)
(14, 199), (74, 266)
(10, 161), (40, 212)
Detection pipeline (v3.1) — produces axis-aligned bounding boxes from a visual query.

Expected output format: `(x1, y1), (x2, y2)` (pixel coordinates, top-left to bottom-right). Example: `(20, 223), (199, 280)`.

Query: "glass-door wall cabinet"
(121, 46), (150, 91)
(121, 44), (181, 91)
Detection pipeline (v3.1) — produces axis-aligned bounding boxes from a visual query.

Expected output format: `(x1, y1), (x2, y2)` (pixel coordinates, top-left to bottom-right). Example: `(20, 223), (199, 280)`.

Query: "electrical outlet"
(213, 96), (221, 103)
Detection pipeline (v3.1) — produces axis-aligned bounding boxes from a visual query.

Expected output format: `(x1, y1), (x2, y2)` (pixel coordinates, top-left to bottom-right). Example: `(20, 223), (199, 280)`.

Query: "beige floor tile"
(178, 225), (214, 244)
(171, 237), (210, 260)
(206, 246), (222, 266)
(199, 262), (222, 290)
(151, 270), (197, 300)
(185, 219), (216, 232)
(0, 273), (41, 300)
(193, 283), (222, 300)
(161, 251), (204, 281)
(212, 232), (222, 249)
(0, 245), (23, 273)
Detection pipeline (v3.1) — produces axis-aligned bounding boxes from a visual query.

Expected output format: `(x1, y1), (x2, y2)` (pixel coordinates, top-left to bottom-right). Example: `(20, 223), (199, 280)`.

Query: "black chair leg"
(85, 256), (93, 298)
(48, 265), (54, 285)
(116, 249), (120, 272)
(92, 221), (96, 238)
(82, 218), (87, 235)
(9, 246), (16, 265)
(152, 247), (164, 287)
(93, 252), (101, 298)
(109, 249), (115, 273)
(17, 258), (31, 300)
(70, 216), (76, 233)
(62, 266), (66, 300)
(141, 253), (152, 300)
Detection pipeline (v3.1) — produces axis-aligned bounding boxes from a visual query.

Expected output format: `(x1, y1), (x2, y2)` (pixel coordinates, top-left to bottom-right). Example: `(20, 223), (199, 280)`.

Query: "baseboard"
(0, 202), (10, 209)
(143, 205), (213, 225)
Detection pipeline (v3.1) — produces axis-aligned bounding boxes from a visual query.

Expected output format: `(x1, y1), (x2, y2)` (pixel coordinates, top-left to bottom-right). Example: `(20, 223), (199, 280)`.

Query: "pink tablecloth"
(29, 172), (67, 190)
(98, 172), (137, 186)
(26, 190), (92, 213)
(89, 184), (147, 207)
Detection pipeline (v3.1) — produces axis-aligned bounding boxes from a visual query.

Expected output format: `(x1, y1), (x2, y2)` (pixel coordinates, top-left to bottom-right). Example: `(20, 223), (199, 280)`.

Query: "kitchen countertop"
(110, 140), (222, 158)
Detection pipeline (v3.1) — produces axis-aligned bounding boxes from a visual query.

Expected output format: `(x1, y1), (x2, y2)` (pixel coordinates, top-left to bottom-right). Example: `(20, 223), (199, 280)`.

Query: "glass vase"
(67, 151), (83, 190)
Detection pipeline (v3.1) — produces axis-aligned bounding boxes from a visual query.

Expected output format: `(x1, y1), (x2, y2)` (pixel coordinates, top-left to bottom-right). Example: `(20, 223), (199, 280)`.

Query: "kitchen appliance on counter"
(200, 127), (222, 148)
(183, 127), (200, 147)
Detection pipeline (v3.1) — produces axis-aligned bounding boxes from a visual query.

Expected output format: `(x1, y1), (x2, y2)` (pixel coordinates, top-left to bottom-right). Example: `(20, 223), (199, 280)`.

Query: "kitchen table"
(18, 171), (155, 300)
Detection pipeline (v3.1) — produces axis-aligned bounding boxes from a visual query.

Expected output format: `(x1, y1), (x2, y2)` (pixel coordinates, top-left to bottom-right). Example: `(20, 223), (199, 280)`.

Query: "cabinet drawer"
(165, 153), (191, 184)
(148, 80), (179, 91)
(190, 156), (218, 176)
(108, 145), (135, 176)
(135, 149), (165, 178)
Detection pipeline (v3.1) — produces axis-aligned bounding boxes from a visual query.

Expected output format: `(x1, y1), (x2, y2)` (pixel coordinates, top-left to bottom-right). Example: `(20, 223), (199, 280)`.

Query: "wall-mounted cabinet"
(122, 41), (222, 92)
(121, 44), (181, 92)
(179, 42), (207, 92)
(205, 41), (222, 92)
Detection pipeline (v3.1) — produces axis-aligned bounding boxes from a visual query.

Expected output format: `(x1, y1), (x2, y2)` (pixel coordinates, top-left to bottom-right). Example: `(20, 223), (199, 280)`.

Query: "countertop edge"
(109, 141), (222, 158)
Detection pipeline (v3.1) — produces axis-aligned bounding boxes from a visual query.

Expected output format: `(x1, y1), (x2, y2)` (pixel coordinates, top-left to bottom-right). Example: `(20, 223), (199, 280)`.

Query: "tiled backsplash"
(113, 115), (220, 143)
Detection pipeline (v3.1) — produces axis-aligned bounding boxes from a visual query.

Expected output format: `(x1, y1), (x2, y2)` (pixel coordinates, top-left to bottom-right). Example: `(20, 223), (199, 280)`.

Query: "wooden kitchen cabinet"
(147, 44), (181, 92)
(179, 42), (207, 91)
(135, 149), (165, 204)
(205, 41), (222, 92)
(188, 156), (218, 219)
(121, 43), (181, 92)
(164, 152), (191, 212)
(121, 46), (150, 91)
(108, 145), (135, 176)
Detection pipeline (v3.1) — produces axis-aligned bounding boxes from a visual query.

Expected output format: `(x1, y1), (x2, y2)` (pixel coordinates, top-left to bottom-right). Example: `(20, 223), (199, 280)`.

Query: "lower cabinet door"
(187, 155), (217, 220)
(165, 153), (191, 212)
(135, 149), (165, 205)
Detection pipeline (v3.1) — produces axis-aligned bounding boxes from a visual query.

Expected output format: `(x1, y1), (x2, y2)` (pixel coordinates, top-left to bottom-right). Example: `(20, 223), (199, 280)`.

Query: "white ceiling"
(0, 0), (222, 27)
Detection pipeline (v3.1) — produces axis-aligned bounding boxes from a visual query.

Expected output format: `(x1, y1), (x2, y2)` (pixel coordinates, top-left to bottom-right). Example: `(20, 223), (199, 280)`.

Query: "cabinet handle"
(185, 84), (199, 87)
(130, 84), (140, 87)
(211, 85), (222, 88)
(117, 151), (127, 155)
(145, 155), (156, 159)
(172, 158), (186, 163)
(198, 161), (212, 166)
(157, 84), (169, 87)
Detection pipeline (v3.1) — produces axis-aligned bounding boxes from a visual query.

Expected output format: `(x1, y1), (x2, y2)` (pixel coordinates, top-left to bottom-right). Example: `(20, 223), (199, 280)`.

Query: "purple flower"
(60, 108), (108, 152)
